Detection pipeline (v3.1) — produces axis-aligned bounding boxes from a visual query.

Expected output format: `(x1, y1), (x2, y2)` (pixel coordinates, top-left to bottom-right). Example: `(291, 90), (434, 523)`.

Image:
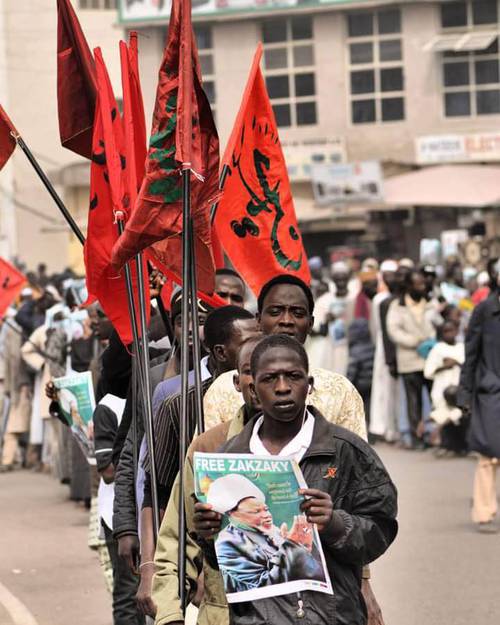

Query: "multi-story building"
(2, 0), (500, 270)
(120, 0), (500, 260)
(0, 0), (123, 272)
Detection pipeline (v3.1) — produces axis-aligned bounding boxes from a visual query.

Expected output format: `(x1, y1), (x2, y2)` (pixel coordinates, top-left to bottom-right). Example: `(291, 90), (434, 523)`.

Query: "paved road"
(1, 446), (499, 625)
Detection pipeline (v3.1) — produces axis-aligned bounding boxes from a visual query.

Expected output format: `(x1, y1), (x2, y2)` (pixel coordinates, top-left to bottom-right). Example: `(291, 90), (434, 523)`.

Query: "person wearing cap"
(458, 258), (500, 533)
(369, 261), (400, 443)
(311, 262), (355, 374)
(190, 334), (397, 625)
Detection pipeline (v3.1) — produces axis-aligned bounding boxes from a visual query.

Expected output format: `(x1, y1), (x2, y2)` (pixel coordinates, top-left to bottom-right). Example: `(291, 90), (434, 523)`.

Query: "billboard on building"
(118, 0), (350, 23)
(416, 133), (500, 164)
(282, 138), (346, 182)
(311, 161), (384, 206)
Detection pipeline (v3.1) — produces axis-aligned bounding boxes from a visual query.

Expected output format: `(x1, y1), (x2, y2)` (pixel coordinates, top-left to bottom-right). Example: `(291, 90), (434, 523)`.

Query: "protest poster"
(53, 371), (96, 465)
(194, 452), (333, 603)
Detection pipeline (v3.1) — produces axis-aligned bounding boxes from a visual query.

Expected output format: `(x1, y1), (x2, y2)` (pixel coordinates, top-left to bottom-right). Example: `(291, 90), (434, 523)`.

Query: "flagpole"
(188, 223), (205, 435)
(13, 134), (85, 245)
(135, 253), (161, 539)
(209, 163), (230, 224)
(178, 168), (191, 612)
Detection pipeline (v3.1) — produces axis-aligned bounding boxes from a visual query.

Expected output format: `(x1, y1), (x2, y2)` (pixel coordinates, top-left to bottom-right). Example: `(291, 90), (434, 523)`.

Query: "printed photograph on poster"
(194, 451), (333, 603)
(53, 371), (96, 464)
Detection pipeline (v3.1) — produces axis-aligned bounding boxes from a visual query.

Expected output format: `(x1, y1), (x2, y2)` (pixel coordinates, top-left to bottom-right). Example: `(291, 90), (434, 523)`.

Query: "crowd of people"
(0, 251), (499, 625)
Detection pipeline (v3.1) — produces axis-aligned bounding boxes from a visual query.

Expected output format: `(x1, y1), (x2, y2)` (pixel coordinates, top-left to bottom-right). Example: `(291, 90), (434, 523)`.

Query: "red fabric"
(214, 45), (310, 296)
(0, 105), (16, 171)
(84, 48), (149, 345)
(110, 0), (220, 295)
(0, 257), (26, 317)
(354, 291), (371, 320)
(472, 286), (490, 306)
(211, 224), (225, 269)
(57, 0), (97, 159)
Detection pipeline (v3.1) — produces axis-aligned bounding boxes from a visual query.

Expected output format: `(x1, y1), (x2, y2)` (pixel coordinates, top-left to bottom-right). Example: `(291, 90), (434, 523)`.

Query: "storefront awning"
(383, 164), (500, 208)
(424, 31), (497, 53)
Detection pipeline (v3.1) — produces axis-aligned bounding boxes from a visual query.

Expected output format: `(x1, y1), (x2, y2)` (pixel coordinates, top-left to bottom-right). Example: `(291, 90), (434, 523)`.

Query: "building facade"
(1, 0), (500, 271)
(121, 0), (500, 260)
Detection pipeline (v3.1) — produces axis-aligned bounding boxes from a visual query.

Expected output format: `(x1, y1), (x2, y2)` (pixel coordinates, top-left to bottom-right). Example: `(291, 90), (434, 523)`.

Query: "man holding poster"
(192, 334), (398, 625)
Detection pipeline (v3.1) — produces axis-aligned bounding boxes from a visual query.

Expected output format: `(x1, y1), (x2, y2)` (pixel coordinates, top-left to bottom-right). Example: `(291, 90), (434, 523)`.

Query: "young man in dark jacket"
(192, 334), (398, 625)
(347, 319), (375, 434)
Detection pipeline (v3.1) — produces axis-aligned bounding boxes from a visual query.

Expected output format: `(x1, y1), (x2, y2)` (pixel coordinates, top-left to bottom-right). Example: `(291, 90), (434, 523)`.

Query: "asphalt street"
(1, 445), (499, 625)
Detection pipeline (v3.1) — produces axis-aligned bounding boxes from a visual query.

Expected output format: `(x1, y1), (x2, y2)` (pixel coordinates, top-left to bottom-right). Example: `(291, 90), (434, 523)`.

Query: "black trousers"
(401, 372), (432, 440)
(103, 524), (144, 625)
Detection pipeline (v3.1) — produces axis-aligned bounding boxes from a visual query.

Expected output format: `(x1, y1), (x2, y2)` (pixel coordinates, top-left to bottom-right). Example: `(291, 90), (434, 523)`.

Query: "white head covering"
(380, 260), (398, 273)
(330, 261), (350, 275)
(362, 257), (379, 271)
(206, 474), (266, 514)
(477, 271), (489, 286)
(399, 258), (415, 269)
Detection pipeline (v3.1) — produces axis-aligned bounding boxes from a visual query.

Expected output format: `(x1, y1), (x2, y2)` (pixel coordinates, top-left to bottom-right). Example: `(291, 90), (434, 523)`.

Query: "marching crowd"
(0, 251), (499, 625)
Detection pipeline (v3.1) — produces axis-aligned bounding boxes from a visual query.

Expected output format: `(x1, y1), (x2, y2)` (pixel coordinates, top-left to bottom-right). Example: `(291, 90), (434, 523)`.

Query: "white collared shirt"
(249, 410), (315, 463)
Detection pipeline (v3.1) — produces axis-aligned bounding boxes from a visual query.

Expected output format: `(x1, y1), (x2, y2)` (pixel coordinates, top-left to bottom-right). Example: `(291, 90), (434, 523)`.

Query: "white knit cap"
(331, 261), (350, 275)
(380, 260), (398, 272)
(206, 474), (266, 514)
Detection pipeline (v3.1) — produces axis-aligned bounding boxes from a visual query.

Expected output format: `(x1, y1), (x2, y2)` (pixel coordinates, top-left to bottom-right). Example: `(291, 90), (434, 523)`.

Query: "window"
(440, 2), (500, 116)
(262, 16), (317, 127)
(194, 26), (216, 114)
(78, 0), (116, 8)
(441, 1), (498, 29)
(347, 9), (405, 124)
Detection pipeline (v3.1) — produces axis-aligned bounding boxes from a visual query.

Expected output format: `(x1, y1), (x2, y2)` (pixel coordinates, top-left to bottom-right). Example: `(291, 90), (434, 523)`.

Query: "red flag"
(84, 48), (149, 345)
(0, 105), (17, 170)
(0, 257), (26, 317)
(110, 0), (220, 295)
(57, 0), (97, 159)
(214, 45), (310, 296)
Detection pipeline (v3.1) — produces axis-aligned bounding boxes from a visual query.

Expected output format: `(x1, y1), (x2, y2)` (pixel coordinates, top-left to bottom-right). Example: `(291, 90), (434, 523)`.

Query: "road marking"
(0, 580), (38, 625)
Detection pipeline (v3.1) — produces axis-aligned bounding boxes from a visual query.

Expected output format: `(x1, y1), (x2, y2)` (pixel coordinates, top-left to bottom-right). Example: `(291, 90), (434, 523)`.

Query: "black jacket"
(379, 296), (398, 377)
(205, 409), (398, 625)
(347, 319), (375, 395)
(459, 293), (500, 458)
(112, 355), (170, 539)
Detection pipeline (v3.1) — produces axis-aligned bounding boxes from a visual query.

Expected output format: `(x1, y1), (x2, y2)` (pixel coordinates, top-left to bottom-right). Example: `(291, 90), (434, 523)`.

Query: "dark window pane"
(293, 45), (314, 67)
(265, 48), (288, 70)
(352, 99), (376, 124)
(475, 60), (499, 84)
(348, 13), (374, 37)
(381, 67), (403, 91)
(444, 62), (470, 86)
(266, 75), (289, 99)
(262, 20), (287, 44)
(199, 55), (214, 76)
(380, 39), (402, 62)
(204, 81), (216, 104)
(378, 9), (401, 34)
(473, 0), (498, 25)
(477, 89), (500, 114)
(296, 102), (317, 125)
(381, 97), (404, 121)
(194, 26), (212, 50)
(351, 70), (375, 94)
(291, 16), (312, 40)
(350, 42), (373, 64)
(295, 73), (316, 97)
(273, 104), (291, 127)
(441, 1), (467, 28)
(445, 91), (470, 116)
(477, 38), (499, 55)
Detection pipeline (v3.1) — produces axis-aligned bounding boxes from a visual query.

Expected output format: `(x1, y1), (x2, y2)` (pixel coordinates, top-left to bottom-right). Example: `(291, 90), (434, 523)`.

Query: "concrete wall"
(0, 0), (123, 271)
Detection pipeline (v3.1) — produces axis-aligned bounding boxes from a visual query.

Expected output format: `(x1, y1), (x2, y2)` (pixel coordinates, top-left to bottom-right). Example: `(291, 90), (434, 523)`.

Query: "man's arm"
(386, 305), (421, 349)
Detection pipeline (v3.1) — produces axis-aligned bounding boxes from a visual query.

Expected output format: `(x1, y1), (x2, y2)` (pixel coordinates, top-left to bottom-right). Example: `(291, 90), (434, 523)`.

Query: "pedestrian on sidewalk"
(459, 258), (500, 533)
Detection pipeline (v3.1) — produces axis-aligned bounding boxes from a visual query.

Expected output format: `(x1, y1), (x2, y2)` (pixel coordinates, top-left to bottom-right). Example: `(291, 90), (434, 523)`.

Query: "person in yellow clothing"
(203, 275), (367, 440)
